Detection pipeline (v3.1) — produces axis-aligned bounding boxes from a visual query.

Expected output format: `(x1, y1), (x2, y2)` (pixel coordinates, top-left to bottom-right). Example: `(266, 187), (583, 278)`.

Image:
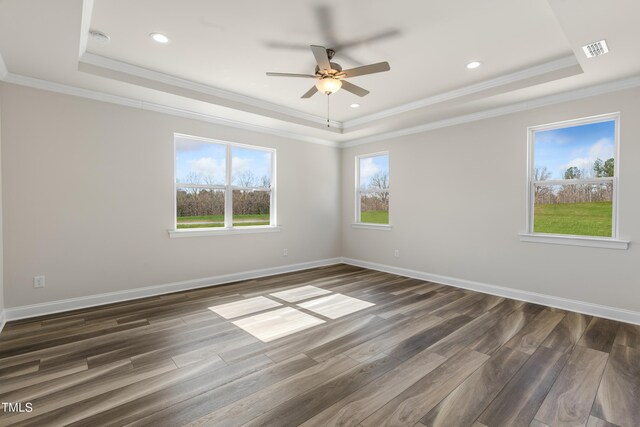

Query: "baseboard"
(340, 257), (640, 325)
(4, 258), (341, 322)
(0, 309), (6, 334)
(6, 256), (639, 326)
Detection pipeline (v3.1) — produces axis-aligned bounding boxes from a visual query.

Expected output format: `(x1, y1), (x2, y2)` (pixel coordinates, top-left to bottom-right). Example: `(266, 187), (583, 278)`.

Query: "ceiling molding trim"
(1, 73), (338, 147)
(341, 74), (640, 148)
(0, 51), (7, 80)
(78, 0), (94, 57)
(140, 102), (337, 147)
(79, 52), (343, 130)
(342, 55), (581, 130)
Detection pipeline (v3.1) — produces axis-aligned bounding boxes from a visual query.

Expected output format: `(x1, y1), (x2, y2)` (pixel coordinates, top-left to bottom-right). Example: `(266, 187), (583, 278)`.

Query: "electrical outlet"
(283, 248), (288, 256)
(394, 249), (400, 258)
(34, 276), (45, 288)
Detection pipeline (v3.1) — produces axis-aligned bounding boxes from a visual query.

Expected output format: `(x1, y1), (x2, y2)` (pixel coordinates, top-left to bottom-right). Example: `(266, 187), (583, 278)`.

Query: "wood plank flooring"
(0, 264), (639, 426)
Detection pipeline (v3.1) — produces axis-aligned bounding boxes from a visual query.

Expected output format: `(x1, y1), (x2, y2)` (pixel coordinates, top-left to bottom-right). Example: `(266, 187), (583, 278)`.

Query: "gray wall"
(0, 83), (341, 308)
(342, 88), (640, 312)
(0, 88), (4, 314)
(2, 81), (639, 315)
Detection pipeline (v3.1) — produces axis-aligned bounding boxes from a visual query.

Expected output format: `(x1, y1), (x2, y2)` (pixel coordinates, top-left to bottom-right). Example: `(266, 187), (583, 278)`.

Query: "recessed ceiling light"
(466, 61), (481, 69)
(350, 103), (360, 108)
(150, 33), (170, 44)
(89, 29), (110, 44)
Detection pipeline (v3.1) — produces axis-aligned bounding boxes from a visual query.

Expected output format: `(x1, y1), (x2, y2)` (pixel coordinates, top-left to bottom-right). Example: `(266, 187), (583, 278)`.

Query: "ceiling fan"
(266, 45), (391, 98)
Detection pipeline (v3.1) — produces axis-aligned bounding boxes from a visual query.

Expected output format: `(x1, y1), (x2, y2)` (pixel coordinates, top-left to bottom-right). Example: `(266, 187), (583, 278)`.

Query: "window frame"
(170, 133), (278, 237)
(353, 151), (391, 230)
(521, 112), (628, 249)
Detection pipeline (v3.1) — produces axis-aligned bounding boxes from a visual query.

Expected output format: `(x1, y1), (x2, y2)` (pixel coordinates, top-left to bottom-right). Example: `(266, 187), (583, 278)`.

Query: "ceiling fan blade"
(340, 62), (390, 78)
(264, 41), (309, 50)
(335, 30), (401, 51)
(266, 72), (317, 78)
(340, 80), (370, 97)
(301, 86), (318, 98)
(310, 45), (331, 71)
(315, 5), (338, 47)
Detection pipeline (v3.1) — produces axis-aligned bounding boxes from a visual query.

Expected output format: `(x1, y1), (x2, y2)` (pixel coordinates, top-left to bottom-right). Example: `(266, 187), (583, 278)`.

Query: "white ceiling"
(0, 0), (639, 145)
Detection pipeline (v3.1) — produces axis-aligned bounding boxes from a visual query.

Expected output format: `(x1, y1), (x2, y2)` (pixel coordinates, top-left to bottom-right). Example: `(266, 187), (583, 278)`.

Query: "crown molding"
(78, 0), (94, 58)
(0, 72), (338, 147)
(341, 74), (640, 147)
(79, 52), (580, 135)
(0, 51), (7, 80)
(342, 55), (581, 130)
(79, 52), (343, 131)
(3, 70), (640, 150)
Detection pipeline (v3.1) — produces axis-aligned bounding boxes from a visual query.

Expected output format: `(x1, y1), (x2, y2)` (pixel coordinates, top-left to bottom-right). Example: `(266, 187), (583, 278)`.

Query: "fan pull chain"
(327, 94), (330, 128)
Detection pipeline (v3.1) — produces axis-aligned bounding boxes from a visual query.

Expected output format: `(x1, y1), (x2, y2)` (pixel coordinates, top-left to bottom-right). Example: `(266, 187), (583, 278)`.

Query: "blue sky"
(359, 154), (389, 189)
(176, 136), (272, 185)
(534, 120), (615, 179)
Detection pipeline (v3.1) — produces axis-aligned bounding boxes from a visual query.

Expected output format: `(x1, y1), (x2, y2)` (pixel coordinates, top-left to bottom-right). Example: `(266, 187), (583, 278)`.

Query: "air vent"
(582, 40), (609, 58)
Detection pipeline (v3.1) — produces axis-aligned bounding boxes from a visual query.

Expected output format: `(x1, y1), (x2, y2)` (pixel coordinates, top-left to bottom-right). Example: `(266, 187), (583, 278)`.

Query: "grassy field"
(534, 201), (612, 237)
(361, 210), (389, 224)
(177, 214), (270, 228)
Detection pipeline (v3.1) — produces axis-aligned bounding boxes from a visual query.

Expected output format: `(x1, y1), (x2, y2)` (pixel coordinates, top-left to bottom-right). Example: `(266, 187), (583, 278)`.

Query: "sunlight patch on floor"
(298, 293), (375, 319)
(270, 285), (332, 302)
(232, 307), (326, 342)
(208, 296), (281, 319)
(208, 286), (375, 341)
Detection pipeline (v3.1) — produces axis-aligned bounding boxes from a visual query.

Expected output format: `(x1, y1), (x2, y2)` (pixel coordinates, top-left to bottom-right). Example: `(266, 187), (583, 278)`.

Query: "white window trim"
(354, 151), (390, 228)
(519, 233), (628, 250)
(169, 226), (281, 238)
(351, 223), (393, 231)
(521, 112), (629, 249)
(169, 133), (277, 237)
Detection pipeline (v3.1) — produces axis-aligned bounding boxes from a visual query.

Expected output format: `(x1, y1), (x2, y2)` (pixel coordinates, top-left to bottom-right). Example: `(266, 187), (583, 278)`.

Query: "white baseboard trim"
(340, 257), (640, 325)
(0, 309), (6, 334)
(4, 258), (341, 322)
(5, 257), (639, 326)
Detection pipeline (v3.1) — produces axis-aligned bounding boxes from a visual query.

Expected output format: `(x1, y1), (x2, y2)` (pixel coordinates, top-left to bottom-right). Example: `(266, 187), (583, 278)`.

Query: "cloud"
(232, 156), (252, 173)
(560, 138), (614, 176)
(188, 157), (225, 182)
(588, 138), (614, 160)
(359, 157), (381, 183)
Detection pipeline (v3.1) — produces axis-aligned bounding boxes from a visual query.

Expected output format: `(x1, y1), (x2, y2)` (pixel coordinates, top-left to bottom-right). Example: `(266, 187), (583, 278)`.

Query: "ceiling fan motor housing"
(315, 62), (343, 76)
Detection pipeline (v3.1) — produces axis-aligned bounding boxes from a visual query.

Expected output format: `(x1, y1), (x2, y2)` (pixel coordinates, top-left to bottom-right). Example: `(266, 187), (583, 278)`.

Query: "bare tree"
(534, 167), (551, 181)
(361, 172), (389, 211)
(369, 172), (389, 190)
(235, 170), (257, 187)
(177, 168), (272, 220)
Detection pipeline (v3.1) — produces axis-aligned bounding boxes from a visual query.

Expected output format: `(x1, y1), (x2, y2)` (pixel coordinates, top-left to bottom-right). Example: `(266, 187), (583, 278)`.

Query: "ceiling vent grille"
(582, 40), (609, 58)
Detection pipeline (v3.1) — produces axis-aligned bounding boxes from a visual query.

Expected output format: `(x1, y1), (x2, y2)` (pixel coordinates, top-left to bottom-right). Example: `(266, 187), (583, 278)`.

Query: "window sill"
(351, 223), (392, 231)
(169, 226), (281, 238)
(519, 233), (629, 250)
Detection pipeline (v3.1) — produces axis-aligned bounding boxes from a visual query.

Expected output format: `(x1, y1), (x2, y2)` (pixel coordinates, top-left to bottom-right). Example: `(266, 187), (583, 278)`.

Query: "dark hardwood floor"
(0, 264), (639, 426)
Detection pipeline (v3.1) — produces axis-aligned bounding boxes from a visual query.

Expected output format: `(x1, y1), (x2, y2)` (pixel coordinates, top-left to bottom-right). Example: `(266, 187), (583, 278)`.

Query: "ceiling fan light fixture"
(315, 77), (342, 94)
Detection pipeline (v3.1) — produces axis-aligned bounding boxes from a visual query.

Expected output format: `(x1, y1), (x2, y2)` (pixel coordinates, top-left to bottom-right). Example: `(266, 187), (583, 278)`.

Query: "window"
(174, 134), (275, 233)
(525, 113), (623, 245)
(355, 153), (389, 226)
